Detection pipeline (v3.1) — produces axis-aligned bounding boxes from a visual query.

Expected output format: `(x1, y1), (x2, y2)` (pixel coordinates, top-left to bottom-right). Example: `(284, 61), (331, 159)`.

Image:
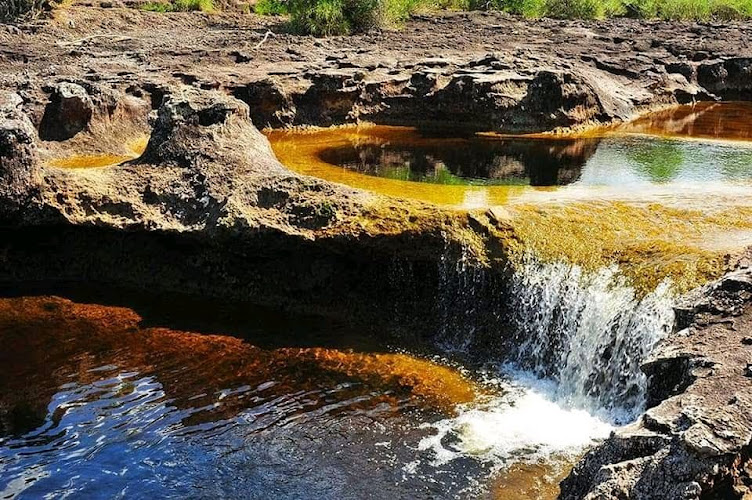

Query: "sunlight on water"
(0, 294), (609, 500)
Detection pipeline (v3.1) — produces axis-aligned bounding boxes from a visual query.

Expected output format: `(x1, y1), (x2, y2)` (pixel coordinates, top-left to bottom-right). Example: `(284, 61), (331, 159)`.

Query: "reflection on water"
(0, 293), (610, 499)
(621, 101), (752, 142)
(317, 136), (598, 186)
(267, 103), (752, 208)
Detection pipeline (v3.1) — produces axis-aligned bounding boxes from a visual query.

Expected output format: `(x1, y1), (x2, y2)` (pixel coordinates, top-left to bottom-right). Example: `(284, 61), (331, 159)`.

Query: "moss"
(506, 202), (752, 296)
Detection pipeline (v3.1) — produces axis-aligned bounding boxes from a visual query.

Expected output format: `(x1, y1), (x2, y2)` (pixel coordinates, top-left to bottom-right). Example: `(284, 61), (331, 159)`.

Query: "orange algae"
(0, 296), (479, 419)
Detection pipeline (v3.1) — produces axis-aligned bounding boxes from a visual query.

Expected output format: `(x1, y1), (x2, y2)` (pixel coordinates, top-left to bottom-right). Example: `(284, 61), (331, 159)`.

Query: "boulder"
(0, 91), (41, 221)
(38, 82), (93, 141)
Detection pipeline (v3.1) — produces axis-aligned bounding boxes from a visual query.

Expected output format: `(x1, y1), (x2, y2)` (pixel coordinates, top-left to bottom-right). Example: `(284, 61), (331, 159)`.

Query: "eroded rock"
(561, 267), (752, 499)
(38, 82), (93, 141)
(0, 91), (41, 221)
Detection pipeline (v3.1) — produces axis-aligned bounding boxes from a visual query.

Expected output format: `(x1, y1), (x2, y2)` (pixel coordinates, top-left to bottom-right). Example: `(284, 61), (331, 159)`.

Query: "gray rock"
(0, 91), (41, 221)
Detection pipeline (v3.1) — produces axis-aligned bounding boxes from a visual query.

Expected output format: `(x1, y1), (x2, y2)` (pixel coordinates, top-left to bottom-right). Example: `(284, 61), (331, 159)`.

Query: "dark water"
(318, 136), (597, 186)
(0, 291), (504, 500)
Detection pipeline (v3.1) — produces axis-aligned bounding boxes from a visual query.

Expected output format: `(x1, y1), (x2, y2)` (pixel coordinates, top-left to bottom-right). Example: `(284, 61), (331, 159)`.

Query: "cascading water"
(508, 257), (675, 424)
(420, 251), (675, 474)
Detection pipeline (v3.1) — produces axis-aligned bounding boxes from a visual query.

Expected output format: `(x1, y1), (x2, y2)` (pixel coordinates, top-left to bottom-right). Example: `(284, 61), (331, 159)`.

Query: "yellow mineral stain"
(47, 153), (137, 168)
(46, 134), (149, 169)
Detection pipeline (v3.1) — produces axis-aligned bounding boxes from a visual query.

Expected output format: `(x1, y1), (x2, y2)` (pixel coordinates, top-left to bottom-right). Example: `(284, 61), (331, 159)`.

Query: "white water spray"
(419, 256), (675, 474)
(509, 258), (675, 423)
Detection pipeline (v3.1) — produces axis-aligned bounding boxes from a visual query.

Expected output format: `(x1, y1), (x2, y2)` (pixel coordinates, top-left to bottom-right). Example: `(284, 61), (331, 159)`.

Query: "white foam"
(418, 379), (613, 468)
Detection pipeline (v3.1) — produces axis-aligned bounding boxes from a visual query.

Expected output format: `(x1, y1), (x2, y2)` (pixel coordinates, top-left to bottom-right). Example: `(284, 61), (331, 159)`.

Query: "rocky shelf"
(2, 7), (752, 499)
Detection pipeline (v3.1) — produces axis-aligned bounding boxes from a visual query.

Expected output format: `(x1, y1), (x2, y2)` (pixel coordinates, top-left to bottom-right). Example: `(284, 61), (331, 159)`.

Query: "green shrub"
(140, 0), (214, 12)
(0, 0), (59, 22)
(254, 0), (289, 14)
(381, 0), (424, 22)
(141, 1), (172, 11)
(542, 0), (605, 17)
(255, 0), (752, 33)
(289, 0), (380, 35)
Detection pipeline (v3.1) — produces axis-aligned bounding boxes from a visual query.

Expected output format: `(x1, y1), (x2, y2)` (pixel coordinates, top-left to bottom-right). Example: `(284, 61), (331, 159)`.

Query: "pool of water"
(267, 102), (752, 207)
(0, 290), (613, 500)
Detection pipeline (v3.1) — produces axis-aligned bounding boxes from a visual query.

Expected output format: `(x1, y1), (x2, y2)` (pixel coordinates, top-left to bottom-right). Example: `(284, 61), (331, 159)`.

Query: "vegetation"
(0, 0), (59, 22)
(141, 0), (215, 12)
(251, 0), (752, 35)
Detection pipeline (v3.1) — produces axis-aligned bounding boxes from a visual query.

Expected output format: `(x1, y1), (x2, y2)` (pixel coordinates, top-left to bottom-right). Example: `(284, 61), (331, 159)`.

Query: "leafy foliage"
(1, 0), (59, 22)
(254, 0), (289, 14)
(254, 0), (752, 33)
(141, 0), (215, 12)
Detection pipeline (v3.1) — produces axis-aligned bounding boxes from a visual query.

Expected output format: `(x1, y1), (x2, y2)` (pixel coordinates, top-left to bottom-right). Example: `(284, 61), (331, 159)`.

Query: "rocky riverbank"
(561, 256), (752, 499)
(3, 8), (752, 133)
(2, 6), (752, 499)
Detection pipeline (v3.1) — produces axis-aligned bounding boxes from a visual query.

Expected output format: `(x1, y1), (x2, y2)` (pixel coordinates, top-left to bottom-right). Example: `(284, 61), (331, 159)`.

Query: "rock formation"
(561, 263), (752, 499)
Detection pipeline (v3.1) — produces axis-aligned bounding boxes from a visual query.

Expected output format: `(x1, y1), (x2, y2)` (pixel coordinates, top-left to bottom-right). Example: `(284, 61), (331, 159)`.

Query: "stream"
(2, 102), (752, 499)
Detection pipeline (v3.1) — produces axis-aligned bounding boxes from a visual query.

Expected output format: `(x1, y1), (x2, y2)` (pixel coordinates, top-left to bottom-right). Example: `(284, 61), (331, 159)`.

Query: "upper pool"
(266, 102), (752, 208)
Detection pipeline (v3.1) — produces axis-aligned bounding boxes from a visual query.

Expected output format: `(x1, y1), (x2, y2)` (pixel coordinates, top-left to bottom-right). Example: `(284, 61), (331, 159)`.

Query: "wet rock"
(38, 82), (93, 141)
(561, 267), (752, 499)
(698, 58), (752, 100)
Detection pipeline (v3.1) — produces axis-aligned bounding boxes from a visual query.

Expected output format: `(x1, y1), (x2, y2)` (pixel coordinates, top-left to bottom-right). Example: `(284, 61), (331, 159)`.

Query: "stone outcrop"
(38, 82), (93, 141)
(2, 9), (751, 136)
(0, 86), (508, 339)
(560, 264), (752, 499)
(0, 92), (41, 221)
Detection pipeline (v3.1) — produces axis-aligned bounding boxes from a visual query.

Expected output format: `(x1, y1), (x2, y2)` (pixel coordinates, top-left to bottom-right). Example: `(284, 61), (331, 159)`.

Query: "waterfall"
(508, 257), (675, 424)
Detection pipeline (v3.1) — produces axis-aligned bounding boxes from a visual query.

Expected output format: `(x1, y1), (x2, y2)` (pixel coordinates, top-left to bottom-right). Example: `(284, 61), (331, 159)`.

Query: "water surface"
(0, 292), (611, 499)
(267, 102), (752, 208)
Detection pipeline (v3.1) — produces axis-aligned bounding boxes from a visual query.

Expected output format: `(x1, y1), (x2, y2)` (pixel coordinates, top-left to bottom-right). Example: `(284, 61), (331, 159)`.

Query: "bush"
(141, 0), (215, 12)
(0, 0), (59, 22)
(253, 0), (752, 34)
(254, 0), (289, 14)
(289, 0), (381, 35)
